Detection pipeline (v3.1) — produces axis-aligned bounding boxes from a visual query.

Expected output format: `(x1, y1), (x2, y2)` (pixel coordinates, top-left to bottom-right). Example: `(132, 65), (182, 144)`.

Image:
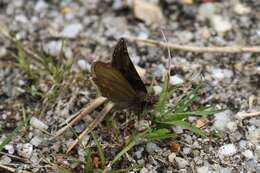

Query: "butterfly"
(91, 38), (156, 111)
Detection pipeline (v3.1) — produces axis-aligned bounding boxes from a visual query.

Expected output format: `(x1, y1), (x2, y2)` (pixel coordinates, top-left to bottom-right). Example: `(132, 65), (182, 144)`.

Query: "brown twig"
(235, 111), (260, 120)
(0, 163), (32, 173)
(126, 36), (260, 53)
(66, 102), (114, 154)
(53, 97), (107, 138)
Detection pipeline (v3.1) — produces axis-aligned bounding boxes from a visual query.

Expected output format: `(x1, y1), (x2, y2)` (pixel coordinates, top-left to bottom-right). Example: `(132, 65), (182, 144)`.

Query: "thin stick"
(127, 36), (260, 53)
(66, 102), (114, 154)
(236, 111), (260, 120)
(0, 163), (32, 173)
(53, 97), (107, 138)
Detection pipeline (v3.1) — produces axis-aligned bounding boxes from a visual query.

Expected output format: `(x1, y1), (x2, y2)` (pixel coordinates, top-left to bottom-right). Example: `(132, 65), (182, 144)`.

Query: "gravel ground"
(0, 0), (259, 173)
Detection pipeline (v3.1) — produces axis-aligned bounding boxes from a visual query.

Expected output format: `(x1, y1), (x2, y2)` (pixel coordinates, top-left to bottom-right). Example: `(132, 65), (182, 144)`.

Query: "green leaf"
(145, 128), (176, 140)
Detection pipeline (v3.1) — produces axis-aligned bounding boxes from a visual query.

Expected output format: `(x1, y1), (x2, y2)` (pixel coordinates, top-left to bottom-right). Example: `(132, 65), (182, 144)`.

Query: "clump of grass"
(15, 40), (74, 103)
(107, 75), (222, 171)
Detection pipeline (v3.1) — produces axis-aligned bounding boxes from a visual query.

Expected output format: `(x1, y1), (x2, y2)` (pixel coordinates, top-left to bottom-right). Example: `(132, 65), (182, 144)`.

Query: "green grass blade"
(158, 121), (207, 137)
(0, 116), (30, 152)
(91, 132), (106, 168)
(111, 131), (147, 165)
(145, 128), (176, 140)
(84, 148), (94, 173)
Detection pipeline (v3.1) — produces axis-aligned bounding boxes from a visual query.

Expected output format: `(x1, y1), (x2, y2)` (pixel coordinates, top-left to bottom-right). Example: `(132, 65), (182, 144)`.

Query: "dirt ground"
(0, 0), (259, 173)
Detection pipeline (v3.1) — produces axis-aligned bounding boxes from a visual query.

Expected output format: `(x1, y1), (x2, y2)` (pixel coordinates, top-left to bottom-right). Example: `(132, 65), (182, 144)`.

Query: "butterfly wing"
(111, 38), (148, 96)
(91, 62), (139, 108)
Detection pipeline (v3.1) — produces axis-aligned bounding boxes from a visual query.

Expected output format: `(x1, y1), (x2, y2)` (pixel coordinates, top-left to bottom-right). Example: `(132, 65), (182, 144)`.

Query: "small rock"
(135, 120), (150, 131)
(170, 75), (184, 85)
(133, 0), (164, 25)
(211, 68), (233, 80)
(246, 128), (260, 145)
(198, 2), (215, 19)
(78, 59), (90, 71)
(4, 144), (15, 154)
(61, 23), (83, 38)
(175, 157), (188, 169)
(218, 144), (237, 158)
(177, 31), (194, 43)
(140, 167), (149, 173)
(74, 123), (86, 133)
(242, 150), (254, 160)
(15, 15), (28, 23)
(135, 147), (144, 159)
(213, 110), (232, 131)
(154, 64), (166, 77)
(30, 136), (43, 147)
(196, 166), (208, 173)
(210, 15), (232, 33)
(153, 85), (162, 95)
(0, 47), (7, 58)
(234, 3), (251, 15)
(226, 121), (238, 132)
(112, 0), (126, 10)
(34, 0), (48, 12)
(219, 167), (233, 173)
(183, 147), (191, 155)
(30, 117), (49, 130)
(17, 143), (33, 159)
(43, 40), (62, 56)
(0, 155), (12, 164)
(168, 153), (176, 163)
(146, 142), (159, 153)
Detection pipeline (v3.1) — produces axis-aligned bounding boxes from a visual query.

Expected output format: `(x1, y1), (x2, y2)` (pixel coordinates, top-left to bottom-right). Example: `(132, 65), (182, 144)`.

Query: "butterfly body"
(91, 38), (155, 111)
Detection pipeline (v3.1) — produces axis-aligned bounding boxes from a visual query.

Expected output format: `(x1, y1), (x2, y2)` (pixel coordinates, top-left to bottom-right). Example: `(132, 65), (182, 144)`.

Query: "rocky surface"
(0, 0), (259, 172)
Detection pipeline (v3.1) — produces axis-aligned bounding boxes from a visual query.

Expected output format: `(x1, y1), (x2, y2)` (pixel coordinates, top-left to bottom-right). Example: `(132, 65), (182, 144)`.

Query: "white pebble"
(196, 166), (209, 173)
(78, 59), (90, 71)
(198, 2), (215, 19)
(43, 41), (62, 56)
(170, 75), (184, 85)
(61, 23), (83, 38)
(153, 85), (162, 95)
(34, 0), (48, 12)
(4, 144), (15, 154)
(146, 142), (159, 153)
(175, 157), (188, 169)
(168, 153), (176, 163)
(140, 167), (149, 173)
(213, 110), (232, 131)
(242, 150), (254, 160)
(218, 144), (237, 158)
(30, 117), (48, 130)
(234, 3), (251, 15)
(17, 143), (33, 159)
(210, 15), (232, 33)
(30, 136), (43, 147)
(0, 155), (12, 164)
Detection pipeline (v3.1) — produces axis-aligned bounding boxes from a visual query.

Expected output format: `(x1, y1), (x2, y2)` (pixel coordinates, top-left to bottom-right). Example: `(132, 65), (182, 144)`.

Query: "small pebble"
(17, 143), (33, 159)
(210, 15), (232, 33)
(218, 144), (237, 158)
(168, 153), (176, 163)
(146, 142), (159, 154)
(198, 2), (215, 19)
(43, 40), (62, 56)
(4, 144), (15, 154)
(242, 150), (254, 160)
(153, 85), (162, 95)
(0, 155), (12, 164)
(213, 110), (232, 131)
(170, 75), (184, 85)
(30, 117), (49, 130)
(175, 157), (188, 169)
(30, 136), (43, 147)
(219, 167), (233, 173)
(78, 59), (90, 71)
(196, 166), (208, 173)
(234, 3), (251, 15)
(34, 0), (48, 12)
(0, 47), (7, 58)
(61, 23), (83, 38)
(140, 167), (149, 173)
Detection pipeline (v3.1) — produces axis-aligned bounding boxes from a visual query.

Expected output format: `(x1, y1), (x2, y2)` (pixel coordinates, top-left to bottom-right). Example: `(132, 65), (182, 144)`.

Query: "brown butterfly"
(91, 38), (156, 111)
